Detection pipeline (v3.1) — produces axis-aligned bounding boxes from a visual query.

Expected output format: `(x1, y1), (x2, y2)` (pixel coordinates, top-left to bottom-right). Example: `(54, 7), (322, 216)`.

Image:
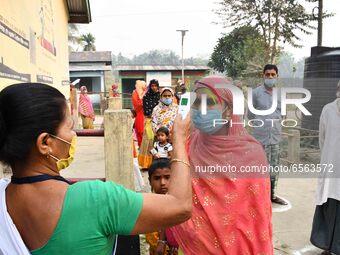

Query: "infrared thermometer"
(178, 92), (196, 119)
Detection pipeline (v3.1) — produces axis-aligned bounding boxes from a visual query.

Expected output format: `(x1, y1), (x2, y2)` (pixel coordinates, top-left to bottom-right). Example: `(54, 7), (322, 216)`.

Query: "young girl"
(146, 159), (179, 255)
(151, 127), (173, 160)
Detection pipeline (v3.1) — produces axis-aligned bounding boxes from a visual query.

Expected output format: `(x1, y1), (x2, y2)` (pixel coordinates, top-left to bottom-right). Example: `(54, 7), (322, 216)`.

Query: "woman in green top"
(0, 83), (191, 255)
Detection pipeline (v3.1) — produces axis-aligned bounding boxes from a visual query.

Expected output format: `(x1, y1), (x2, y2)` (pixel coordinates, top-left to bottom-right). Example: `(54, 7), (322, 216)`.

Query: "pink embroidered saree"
(171, 76), (273, 255)
(78, 86), (95, 119)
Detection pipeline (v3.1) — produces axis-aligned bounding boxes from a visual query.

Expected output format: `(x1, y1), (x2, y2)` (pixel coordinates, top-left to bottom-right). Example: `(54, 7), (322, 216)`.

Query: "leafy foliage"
(208, 26), (268, 78)
(277, 52), (305, 78)
(131, 50), (180, 65)
(80, 33), (96, 51)
(112, 50), (209, 65)
(68, 24), (82, 51)
(216, 0), (332, 62)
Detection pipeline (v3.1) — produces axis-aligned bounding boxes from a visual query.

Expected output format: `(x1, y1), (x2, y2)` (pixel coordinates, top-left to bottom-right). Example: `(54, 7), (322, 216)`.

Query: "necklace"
(11, 174), (71, 185)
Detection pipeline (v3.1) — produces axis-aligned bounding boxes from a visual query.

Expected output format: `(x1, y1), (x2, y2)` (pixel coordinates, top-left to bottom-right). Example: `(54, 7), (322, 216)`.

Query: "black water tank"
(302, 46), (340, 130)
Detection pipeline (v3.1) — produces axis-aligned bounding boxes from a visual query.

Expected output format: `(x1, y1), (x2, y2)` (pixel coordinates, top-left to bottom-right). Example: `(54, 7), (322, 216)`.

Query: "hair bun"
(0, 111), (7, 147)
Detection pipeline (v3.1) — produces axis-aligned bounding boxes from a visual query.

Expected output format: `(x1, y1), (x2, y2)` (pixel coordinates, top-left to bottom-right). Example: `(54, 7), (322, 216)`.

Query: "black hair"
(149, 79), (159, 87)
(130, 109), (136, 118)
(148, 158), (171, 178)
(263, 64), (278, 75)
(0, 83), (67, 167)
(156, 126), (169, 137)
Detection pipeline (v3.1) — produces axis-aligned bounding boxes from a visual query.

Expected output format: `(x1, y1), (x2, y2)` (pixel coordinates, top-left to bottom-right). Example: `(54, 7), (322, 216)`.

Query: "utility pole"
(313, 0), (323, 46)
(318, 0), (323, 46)
(176, 30), (189, 83)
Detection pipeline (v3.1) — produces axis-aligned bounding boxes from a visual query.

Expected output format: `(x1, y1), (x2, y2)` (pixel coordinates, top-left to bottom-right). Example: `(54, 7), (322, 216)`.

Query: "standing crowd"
(0, 64), (339, 255)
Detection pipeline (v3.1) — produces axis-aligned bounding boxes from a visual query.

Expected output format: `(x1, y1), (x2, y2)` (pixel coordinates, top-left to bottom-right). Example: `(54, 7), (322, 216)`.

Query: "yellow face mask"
(49, 135), (77, 171)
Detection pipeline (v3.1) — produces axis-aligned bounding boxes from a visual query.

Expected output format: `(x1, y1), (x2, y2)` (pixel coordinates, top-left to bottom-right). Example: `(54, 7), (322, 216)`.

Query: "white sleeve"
(167, 144), (173, 152)
(319, 107), (326, 152)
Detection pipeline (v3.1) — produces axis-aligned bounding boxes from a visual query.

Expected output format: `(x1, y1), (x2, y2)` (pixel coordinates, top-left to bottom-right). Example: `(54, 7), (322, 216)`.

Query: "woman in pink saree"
(79, 86), (95, 129)
(172, 76), (273, 255)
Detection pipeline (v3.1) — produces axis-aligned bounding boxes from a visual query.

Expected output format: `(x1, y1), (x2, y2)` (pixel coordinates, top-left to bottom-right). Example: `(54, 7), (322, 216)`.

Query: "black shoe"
(271, 196), (288, 205)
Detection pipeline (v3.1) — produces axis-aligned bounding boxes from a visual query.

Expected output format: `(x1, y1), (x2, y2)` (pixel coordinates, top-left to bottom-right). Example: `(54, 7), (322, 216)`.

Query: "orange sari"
(132, 90), (145, 146)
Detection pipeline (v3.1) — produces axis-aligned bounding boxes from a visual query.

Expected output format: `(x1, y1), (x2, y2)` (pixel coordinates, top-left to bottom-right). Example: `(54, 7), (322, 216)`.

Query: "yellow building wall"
(0, 0), (70, 96)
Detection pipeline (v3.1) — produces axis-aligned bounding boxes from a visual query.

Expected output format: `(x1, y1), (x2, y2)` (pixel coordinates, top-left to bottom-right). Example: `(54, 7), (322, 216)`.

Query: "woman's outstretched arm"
(131, 114), (192, 234)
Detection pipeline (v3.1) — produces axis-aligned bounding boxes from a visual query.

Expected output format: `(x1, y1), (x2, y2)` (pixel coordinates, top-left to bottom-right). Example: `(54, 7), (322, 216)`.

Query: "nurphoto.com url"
(193, 163), (335, 178)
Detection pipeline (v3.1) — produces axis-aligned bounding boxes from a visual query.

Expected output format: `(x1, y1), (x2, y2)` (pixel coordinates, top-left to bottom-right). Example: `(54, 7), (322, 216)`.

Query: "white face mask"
(162, 97), (173, 105)
(264, 78), (277, 88)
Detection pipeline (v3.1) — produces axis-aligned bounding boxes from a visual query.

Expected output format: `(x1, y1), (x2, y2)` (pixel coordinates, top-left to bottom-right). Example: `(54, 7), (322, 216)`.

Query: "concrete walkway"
(272, 178), (323, 255)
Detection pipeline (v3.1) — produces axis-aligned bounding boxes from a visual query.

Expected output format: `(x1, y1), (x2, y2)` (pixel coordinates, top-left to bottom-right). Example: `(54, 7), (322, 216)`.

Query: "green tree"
(113, 53), (131, 65)
(131, 50), (180, 65)
(68, 24), (81, 51)
(277, 51), (305, 78)
(112, 50), (208, 65)
(209, 26), (268, 78)
(80, 33), (96, 51)
(216, 0), (332, 63)
(185, 57), (209, 65)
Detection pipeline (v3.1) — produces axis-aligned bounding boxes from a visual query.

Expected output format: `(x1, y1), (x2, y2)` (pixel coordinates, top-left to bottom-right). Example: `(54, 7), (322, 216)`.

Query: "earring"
(46, 149), (52, 159)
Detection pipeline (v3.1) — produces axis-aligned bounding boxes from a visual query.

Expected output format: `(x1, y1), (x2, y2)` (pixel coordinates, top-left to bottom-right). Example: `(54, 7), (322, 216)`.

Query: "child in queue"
(145, 159), (179, 255)
(150, 127), (173, 160)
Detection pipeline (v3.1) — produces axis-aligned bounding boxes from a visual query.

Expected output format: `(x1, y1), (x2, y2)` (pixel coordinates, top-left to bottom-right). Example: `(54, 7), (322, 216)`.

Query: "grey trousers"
(263, 144), (280, 199)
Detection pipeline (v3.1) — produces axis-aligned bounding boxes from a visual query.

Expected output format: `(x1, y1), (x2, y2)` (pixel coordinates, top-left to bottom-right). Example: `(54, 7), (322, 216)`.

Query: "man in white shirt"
(310, 81), (340, 254)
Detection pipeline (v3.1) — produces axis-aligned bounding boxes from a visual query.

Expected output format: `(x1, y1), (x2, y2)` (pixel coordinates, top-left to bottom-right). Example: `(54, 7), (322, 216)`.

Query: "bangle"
(157, 240), (167, 245)
(170, 158), (190, 167)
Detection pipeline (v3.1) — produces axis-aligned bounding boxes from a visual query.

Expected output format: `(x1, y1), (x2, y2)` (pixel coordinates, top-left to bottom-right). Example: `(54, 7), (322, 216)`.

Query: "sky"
(81, 0), (340, 61)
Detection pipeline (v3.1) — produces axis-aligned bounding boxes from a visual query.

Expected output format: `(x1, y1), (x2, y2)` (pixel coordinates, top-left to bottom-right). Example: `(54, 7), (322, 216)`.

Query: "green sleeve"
(97, 181), (143, 235)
